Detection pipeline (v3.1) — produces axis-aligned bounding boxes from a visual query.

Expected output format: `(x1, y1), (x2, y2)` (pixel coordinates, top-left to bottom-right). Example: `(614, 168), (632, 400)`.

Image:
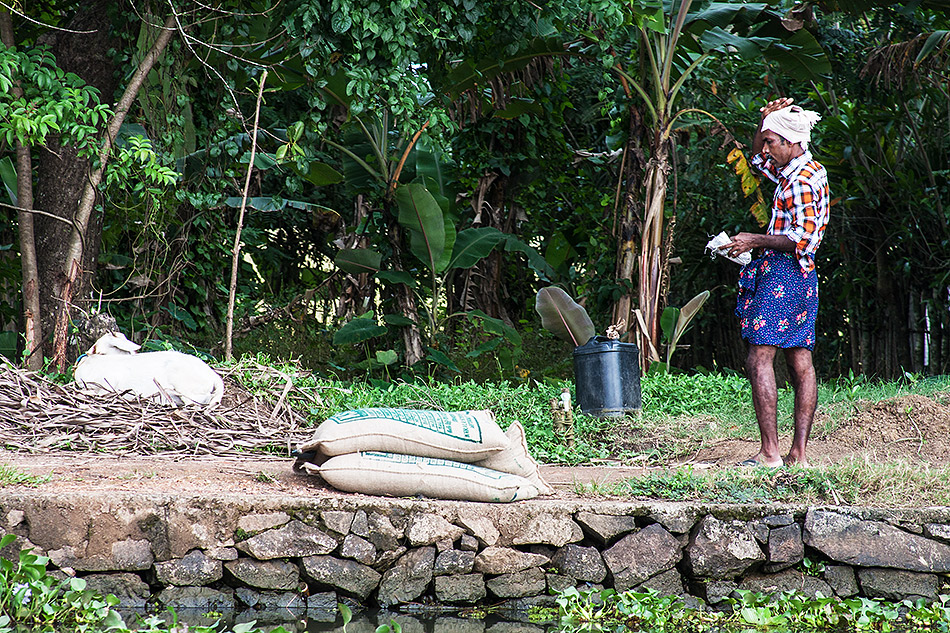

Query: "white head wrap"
(762, 105), (821, 150)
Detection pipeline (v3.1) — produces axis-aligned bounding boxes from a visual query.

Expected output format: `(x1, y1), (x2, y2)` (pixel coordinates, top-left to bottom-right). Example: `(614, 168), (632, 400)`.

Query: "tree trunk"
(612, 106), (646, 340)
(0, 9), (42, 370)
(638, 146), (670, 369)
(33, 6), (176, 370)
(33, 0), (123, 361)
(383, 218), (425, 366)
(456, 172), (512, 324)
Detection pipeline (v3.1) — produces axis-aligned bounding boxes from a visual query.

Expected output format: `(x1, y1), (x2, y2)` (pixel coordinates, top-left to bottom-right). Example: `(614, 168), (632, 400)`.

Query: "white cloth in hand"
(705, 232), (752, 266)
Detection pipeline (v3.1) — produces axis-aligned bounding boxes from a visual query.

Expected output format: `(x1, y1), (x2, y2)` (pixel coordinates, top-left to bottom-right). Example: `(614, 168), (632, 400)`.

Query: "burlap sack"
(307, 451), (539, 502)
(474, 420), (554, 495)
(297, 408), (508, 461)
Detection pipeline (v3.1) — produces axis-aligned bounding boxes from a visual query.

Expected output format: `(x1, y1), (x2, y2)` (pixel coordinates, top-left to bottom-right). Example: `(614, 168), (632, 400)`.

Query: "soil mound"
(688, 392), (950, 468)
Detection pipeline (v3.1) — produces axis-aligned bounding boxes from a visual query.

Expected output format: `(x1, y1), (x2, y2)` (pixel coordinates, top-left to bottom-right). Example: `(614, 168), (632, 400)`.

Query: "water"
(121, 608), (554, 633)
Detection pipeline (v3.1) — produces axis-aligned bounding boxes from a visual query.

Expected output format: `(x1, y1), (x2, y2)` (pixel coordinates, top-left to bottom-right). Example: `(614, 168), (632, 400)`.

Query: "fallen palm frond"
(0, 358), (316, 457)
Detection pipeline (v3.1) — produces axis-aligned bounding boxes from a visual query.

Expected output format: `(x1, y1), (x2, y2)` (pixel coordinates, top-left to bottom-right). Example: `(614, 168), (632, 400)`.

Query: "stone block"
(408, 514), (464, 546)
(603, 523), (682, 591)
(805, 510), (950, 572)
(82, 573), (150, 608)
(546, 573), (575, 594)
(350, 510), (369, 536)
(352, 512), (403, 551)
(459, 534), (479, 552)
(685, 515), (764, 580)
(824, 565), (858, 597)
(340, 534), (376, 565)
(155, 549), (223, 586)
(857, 567), (939, 601)
(235, 587), (307, 611)
(378, 547), (436, 606)
(205, 546), (238, 561)
(512, 513), (583, 547)
(436, 538), (454, 552)
(765, 523), (804, 572)
(307, 591), (339, 620)
(474, 547), (549, 575)
(376, 546), (407, 568)
(636, 568), (685, 597)
(237, 520), (337, 560)
(550, 544), (607, 583)
(166, 498), (243, 556)
(302, 555), (381, 599)
(435, 549), (476, 576)
(225, 557), (300, 590)
(689, 579), (736, 604)
(647, 503), (701, 534)
(435, 574), (487, 604)
(751, 522), (770, 544)
(457, 511), (500, 547)
(575, 512), (638, 545)
(156, 586), (236, 611)
(486, 567), (546, 598)
(321, 510), (355, 535)
(762, 514), (795, 528)
(924, 523), (950, 542)
(49, 537), (153, 572)
(237, 512), (290, 535)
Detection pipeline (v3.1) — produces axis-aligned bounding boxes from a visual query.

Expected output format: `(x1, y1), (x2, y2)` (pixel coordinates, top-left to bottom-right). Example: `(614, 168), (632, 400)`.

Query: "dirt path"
(0, 451), (656, 500)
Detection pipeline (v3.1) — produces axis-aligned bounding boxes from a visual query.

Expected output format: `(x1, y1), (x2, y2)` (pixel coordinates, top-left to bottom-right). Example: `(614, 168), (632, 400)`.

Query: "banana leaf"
(535, 287), (595, 348)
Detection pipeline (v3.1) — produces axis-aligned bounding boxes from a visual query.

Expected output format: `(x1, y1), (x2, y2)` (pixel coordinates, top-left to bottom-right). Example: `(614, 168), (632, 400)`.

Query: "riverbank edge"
(3, 489), (949, 615)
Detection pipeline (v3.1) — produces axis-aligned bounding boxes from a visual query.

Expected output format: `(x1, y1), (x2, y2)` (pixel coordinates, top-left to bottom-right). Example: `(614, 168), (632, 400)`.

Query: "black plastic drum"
(572, 336), (642, 417)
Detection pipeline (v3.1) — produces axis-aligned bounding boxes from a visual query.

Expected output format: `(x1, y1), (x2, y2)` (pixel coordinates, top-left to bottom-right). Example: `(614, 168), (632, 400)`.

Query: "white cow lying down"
(74, 332), (225, 407)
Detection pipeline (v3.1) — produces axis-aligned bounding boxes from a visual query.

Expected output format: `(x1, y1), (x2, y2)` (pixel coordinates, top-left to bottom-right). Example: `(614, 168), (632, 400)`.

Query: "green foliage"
(654, 290), (709, 372)
(555, 584), (950, 633)
(0, 534), (295, 633)
(375, 620), (402, 633)
(0, 44), (110, 150)
(0, 533), (122, 630)
(642, 371), (751, 418)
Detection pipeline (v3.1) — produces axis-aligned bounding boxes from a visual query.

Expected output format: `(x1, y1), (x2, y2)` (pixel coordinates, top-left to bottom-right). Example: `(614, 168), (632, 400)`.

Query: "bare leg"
(746, 344), (783, 466)
(784, 347), (817, 466)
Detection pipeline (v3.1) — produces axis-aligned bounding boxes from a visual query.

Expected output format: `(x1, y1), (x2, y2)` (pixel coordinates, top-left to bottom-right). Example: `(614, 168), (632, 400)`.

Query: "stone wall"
(3, 491), (950, 617)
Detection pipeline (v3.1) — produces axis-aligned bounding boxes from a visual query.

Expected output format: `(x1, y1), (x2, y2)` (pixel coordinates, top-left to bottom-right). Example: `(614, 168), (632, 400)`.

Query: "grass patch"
(0, 463), (48, 487)
(575, 459), (950, 507)
(226, 355), (950, 505)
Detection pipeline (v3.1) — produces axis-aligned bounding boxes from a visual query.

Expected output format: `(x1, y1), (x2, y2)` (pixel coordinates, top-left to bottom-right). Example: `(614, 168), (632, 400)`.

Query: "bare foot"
(738, 454), (784, 468)
(784, 456), (811, 468)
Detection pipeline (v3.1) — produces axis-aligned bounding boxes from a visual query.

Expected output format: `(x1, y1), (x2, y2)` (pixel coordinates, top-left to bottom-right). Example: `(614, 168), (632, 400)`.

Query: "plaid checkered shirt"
(752, 151), (830, 272)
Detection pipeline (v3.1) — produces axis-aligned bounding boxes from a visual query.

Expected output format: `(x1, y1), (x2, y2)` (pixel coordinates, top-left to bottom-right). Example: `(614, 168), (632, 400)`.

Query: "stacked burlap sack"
(293, 408), (554, 502)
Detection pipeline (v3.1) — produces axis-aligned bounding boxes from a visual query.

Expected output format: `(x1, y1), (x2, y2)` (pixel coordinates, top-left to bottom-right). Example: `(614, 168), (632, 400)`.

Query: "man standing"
(724, 97), (830, 468)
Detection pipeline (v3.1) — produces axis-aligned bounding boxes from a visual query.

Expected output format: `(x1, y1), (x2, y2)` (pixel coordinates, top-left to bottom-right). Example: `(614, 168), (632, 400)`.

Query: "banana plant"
(649, 289), (710, 374)
(331, 117), (548, 369)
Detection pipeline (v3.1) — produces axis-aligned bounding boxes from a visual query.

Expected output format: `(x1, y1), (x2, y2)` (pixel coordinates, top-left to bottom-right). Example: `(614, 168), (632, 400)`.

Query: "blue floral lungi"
(735, 250), (818, 350)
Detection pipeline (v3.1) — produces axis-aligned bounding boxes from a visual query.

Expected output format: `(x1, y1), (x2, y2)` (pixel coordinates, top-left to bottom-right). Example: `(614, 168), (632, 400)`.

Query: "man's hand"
(760, 97), (794, 120)
(726, 232), (760, 258)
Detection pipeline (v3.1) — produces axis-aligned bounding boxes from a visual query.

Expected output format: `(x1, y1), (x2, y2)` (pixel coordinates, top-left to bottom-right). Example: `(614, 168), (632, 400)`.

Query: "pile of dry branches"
(0, 360), (317, 457)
